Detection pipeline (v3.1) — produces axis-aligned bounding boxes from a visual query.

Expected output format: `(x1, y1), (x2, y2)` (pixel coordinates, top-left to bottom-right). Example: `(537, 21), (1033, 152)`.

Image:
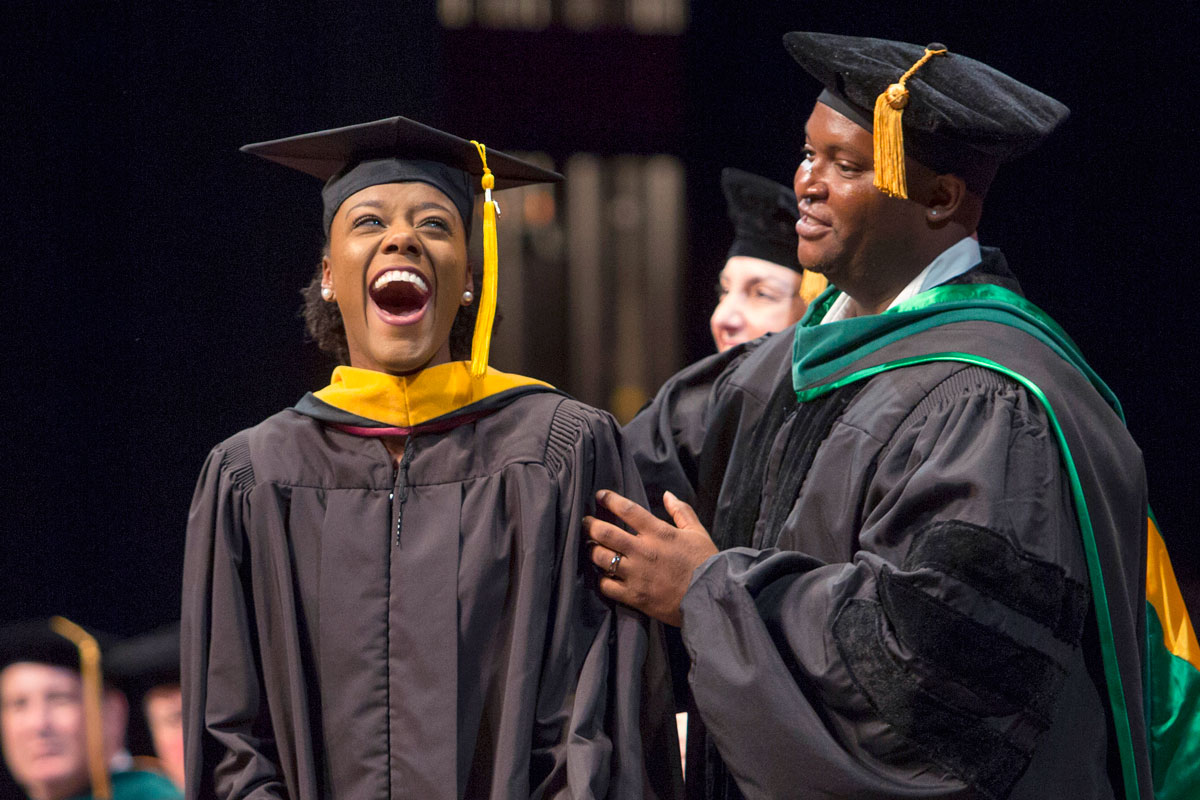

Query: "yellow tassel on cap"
(50, 616), (111, 800)
(469, 140), (499, 379)
(872, 44), (949, 199)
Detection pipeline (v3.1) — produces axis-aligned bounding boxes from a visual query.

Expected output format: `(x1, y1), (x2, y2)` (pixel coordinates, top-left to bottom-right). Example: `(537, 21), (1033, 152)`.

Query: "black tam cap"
(721, 168), (800, 272)
(0, 618), (116, 796)
(783, 32), (1070, 195)
(0, 618), (111, 674)
(106, 623), (180, 695)
(241, 115), (563, 234)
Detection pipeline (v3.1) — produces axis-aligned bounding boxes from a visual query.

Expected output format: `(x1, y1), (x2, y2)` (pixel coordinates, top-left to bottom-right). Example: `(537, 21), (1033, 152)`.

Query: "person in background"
(0, 618), (180, 800)
(106, 626), (183, 793)
(709, 168), (826, 352)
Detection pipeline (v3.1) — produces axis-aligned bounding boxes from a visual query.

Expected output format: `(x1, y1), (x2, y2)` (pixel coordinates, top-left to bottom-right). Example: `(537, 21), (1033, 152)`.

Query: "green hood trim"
(790, 284), (1152, 797)
(796, 349), (1141, 800)
(792, 283), (1124, 421)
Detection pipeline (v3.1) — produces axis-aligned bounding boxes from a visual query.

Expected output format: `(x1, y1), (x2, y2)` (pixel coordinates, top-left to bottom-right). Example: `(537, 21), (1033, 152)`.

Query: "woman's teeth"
(372, 270), (428, 293)
(369, 268), (433, 319)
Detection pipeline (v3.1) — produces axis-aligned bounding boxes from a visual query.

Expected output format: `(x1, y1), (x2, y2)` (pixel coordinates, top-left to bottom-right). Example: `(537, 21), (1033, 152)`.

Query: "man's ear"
(926, 173), (967, 223)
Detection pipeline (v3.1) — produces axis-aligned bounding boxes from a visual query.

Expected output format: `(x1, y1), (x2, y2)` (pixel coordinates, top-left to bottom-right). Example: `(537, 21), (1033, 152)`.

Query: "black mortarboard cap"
(721, 168), (800, 272)
(240, 115), (564, 234)
(783, 32), (1070, 195)
(106, 623), (180, 695)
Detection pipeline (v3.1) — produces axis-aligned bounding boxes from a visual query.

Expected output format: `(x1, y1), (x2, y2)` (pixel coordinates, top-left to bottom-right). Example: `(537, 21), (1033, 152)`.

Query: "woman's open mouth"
(369, 268), (431, 325)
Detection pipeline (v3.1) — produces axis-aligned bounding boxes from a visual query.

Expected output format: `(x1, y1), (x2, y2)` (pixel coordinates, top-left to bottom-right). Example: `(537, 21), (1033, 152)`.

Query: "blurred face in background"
(1, 663), (89, 800)
(144, 685), (183, 791)
(710, 256), (807, 351)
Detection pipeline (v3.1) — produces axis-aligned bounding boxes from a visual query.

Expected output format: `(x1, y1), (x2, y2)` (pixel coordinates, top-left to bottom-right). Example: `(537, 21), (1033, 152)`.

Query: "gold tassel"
(872, 45), (949, 199)
(469, 140), (500, 379)
(798, 269), (828, 305)
(50, 617), (111, 800)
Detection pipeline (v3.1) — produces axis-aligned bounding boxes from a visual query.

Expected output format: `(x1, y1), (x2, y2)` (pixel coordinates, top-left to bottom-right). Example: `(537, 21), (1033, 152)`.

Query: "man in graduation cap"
(710, 169), (826, 353)
(585, 32), (1199, 799)
(0, 619), (181, 800)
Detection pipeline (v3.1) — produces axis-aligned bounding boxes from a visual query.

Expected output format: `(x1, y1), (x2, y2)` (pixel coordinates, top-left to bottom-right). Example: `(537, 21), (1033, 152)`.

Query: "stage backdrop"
(4, 0), (1196, 639)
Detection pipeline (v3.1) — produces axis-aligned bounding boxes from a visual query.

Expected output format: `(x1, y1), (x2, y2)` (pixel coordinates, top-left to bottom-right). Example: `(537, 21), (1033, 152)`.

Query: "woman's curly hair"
(300, 249), (481, 366)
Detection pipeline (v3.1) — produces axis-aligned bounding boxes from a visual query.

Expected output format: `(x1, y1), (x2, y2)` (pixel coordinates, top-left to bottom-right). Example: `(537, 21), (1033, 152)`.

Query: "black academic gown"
(182, 389), (680, 800)
(626, 253), (1151, 799)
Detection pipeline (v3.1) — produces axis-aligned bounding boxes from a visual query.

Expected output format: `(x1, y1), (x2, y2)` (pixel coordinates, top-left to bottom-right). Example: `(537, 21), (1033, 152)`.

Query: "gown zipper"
(391, 440), (414, 546)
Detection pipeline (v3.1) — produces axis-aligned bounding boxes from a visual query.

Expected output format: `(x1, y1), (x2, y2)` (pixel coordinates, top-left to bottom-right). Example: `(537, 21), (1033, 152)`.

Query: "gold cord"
(872, 46), (949, 199)
(49, 617), (111, 800)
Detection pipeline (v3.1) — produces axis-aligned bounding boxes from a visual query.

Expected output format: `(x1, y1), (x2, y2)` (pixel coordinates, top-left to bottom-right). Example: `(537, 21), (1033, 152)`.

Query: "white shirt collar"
(821, 236), (981, 324)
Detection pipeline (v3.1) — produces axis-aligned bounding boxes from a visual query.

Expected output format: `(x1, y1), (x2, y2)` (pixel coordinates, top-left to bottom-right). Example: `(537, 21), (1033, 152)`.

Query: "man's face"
(144, 685), (183, 790)
(793, 101), (928, 292)
(0, 663), (89, 800)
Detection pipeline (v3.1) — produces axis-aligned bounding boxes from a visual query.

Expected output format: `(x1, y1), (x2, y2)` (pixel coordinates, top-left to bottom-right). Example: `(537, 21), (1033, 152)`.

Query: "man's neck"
(838, 262), (926, 318)
(824, 235), (982, 323)
(843, 293), (900, 319)
(849, 229), (974, 309)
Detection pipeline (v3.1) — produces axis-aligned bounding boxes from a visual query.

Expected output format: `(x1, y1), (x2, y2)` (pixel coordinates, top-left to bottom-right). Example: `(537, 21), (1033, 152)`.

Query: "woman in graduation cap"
(181, 117), (680, 800)
(709, 168), (826, 353)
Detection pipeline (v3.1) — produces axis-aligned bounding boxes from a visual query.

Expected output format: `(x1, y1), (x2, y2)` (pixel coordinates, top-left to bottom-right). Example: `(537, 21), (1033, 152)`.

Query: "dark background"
(4, 1), (1197, 640)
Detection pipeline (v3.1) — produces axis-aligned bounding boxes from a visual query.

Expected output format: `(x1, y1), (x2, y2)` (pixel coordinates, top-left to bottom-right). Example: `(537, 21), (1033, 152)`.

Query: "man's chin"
(18, 766), (89, 798)
(797, 262), (834, 280)
(795, 248), (834, 277)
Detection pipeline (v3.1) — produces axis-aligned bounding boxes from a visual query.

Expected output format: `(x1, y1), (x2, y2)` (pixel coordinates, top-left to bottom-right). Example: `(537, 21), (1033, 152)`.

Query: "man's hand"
(584, 489), (718, 627)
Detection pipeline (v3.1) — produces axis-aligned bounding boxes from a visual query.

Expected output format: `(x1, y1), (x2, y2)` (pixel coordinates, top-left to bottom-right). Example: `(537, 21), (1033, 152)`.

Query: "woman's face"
(710, 256), (806, 352)
(144, 686), (184, 790)
(322, 181), (471, 375)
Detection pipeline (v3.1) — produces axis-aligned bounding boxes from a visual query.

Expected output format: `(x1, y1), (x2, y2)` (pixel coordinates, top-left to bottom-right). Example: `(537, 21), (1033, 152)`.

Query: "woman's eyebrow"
(343, 199), (385, 216)
(412, 201), (455, 215)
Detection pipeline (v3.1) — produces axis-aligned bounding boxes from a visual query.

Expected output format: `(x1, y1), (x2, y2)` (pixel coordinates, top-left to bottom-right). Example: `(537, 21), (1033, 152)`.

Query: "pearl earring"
(321, 286), (335, 301)
(930, 210), (939, 217)
(462, 290), (474, 305)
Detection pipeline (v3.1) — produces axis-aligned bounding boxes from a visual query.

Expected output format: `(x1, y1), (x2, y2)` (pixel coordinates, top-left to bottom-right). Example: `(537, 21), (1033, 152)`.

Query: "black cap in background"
(721, 168), (801, 271)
